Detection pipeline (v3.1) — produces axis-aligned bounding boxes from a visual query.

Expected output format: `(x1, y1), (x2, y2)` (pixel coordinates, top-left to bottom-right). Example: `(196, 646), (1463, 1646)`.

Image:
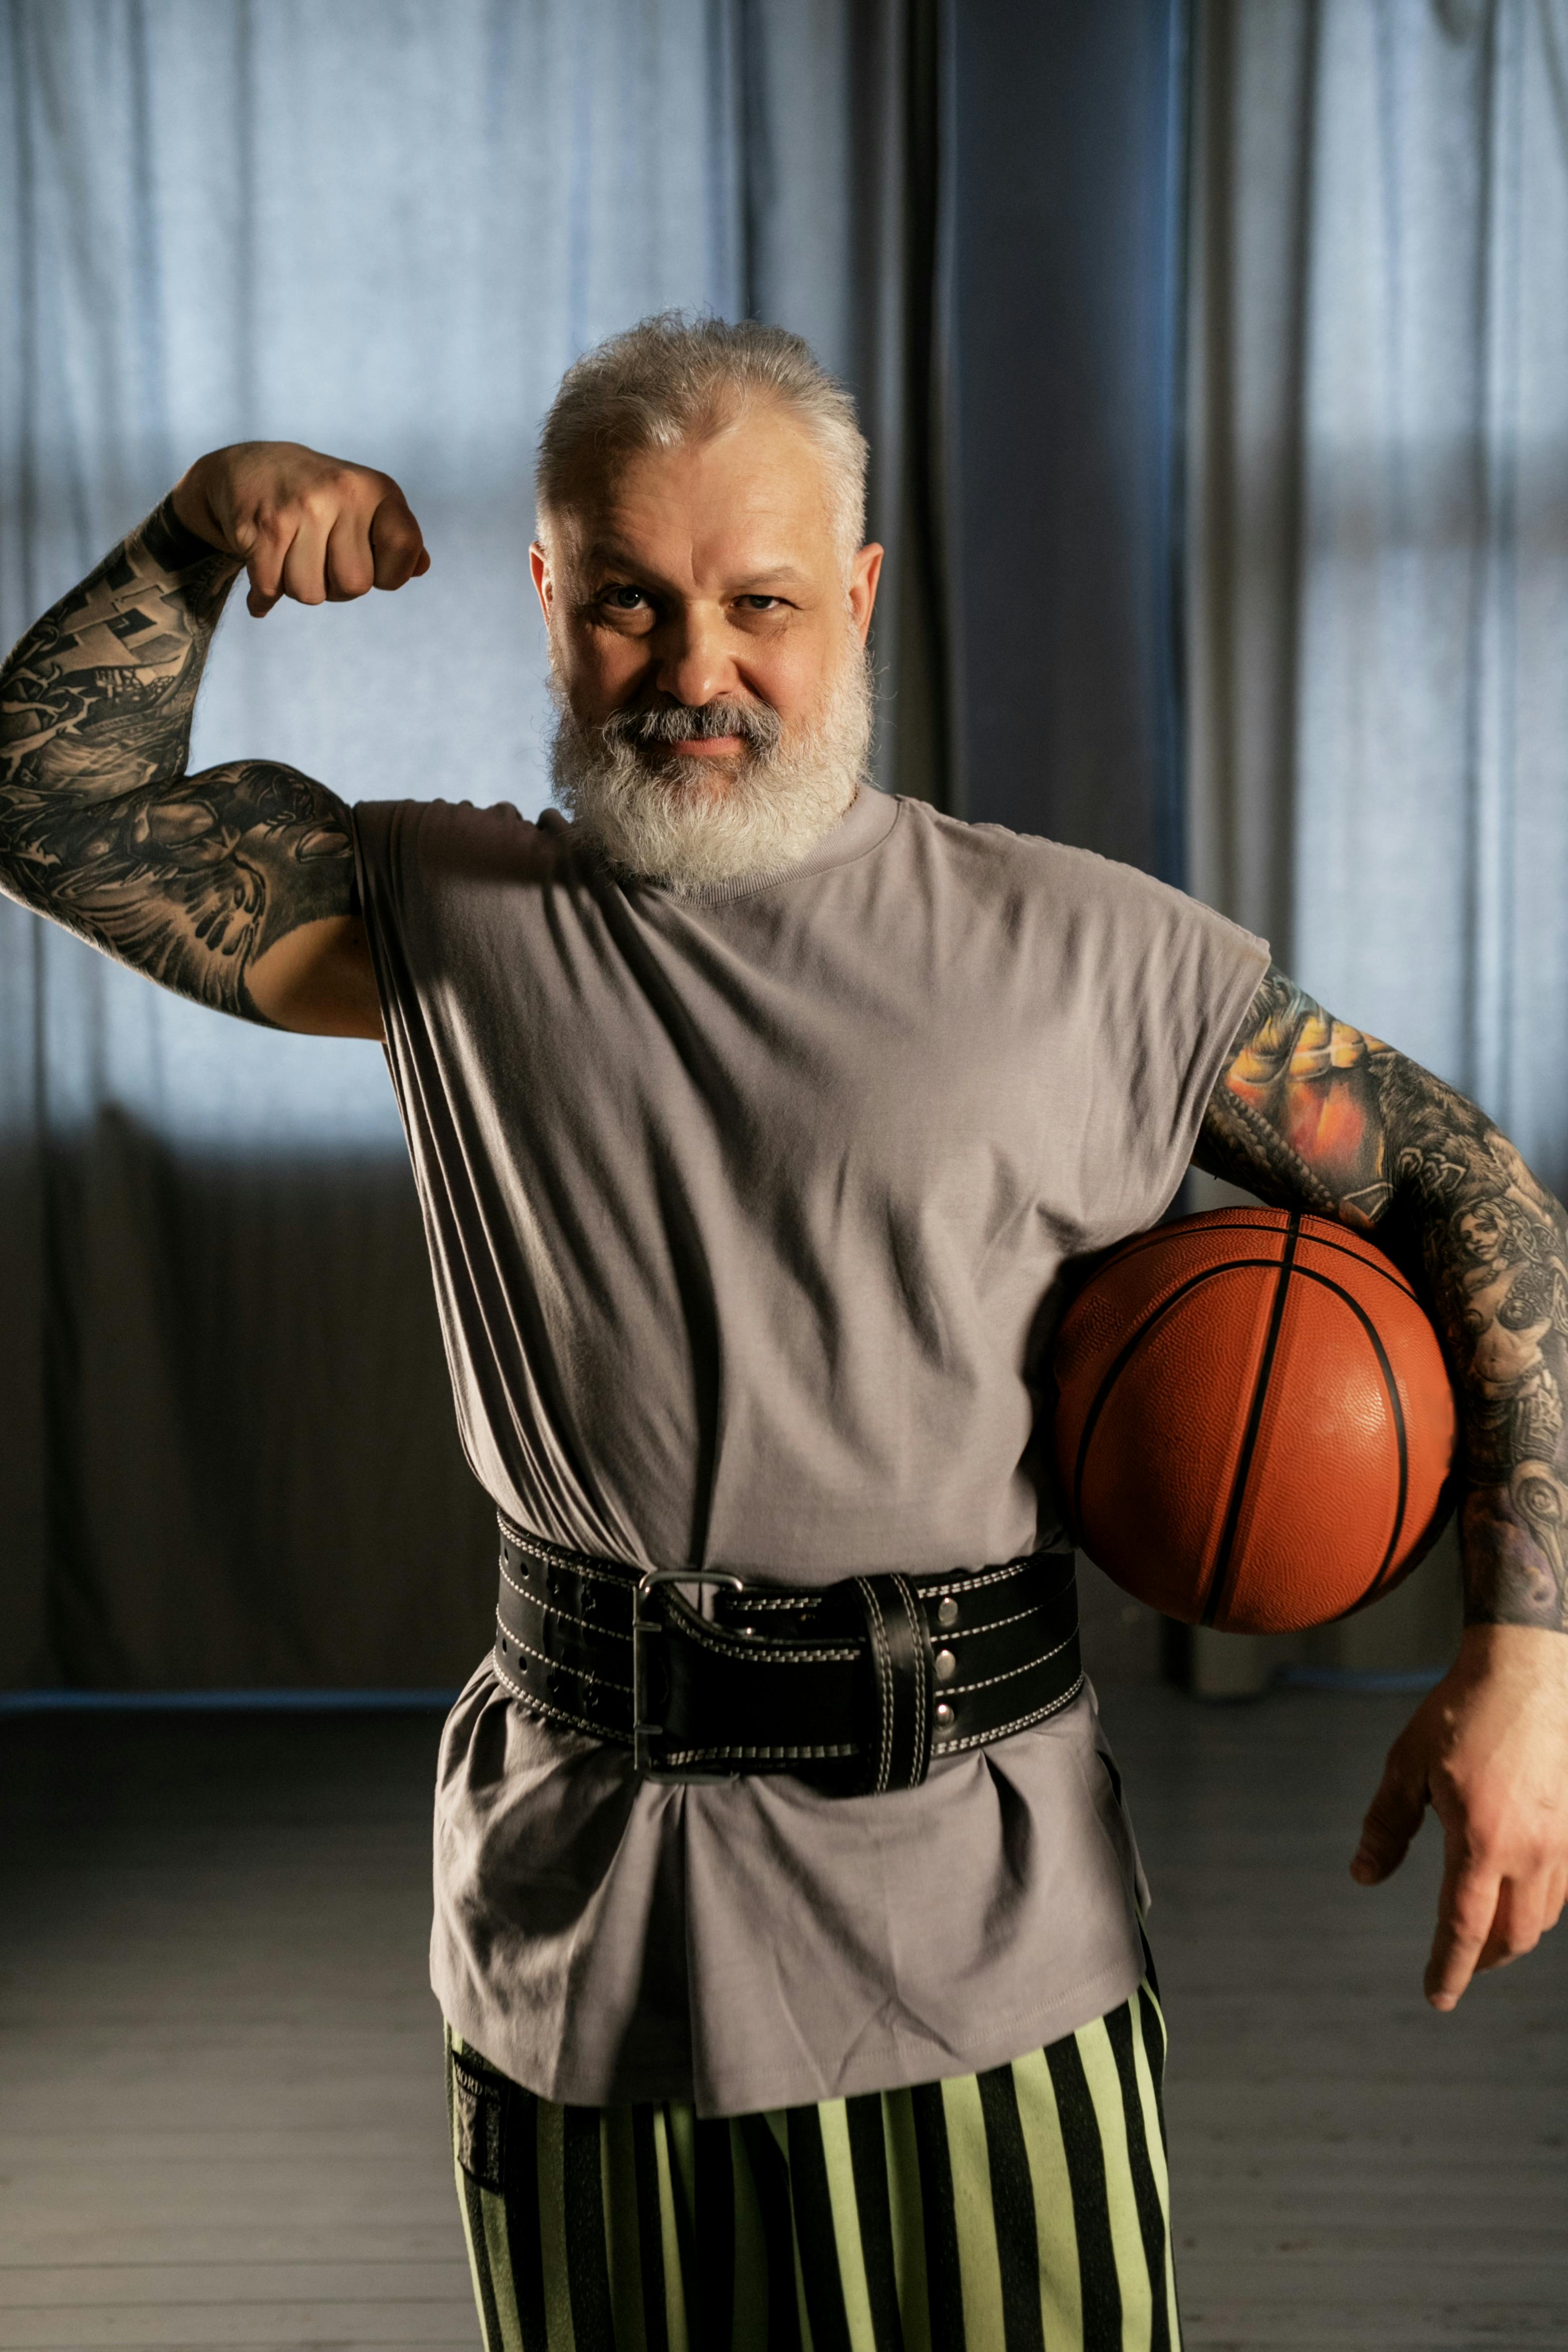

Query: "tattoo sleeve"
(0, 498), (355, 1023)
(1196, 965), (1568, 1635)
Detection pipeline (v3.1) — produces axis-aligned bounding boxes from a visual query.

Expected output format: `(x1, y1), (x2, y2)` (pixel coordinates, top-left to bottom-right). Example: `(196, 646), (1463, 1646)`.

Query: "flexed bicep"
(3, 751), (363, 1023)
(0, 485), (381, 1035)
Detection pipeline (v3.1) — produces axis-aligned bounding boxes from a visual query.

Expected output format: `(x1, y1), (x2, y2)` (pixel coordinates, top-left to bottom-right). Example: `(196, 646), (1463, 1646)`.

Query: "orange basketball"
(1051, 1207), (1457, 1634)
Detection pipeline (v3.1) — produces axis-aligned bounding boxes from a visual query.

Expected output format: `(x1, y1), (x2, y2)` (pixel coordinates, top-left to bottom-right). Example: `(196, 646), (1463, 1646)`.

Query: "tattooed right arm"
(0, 443), (428, 1035)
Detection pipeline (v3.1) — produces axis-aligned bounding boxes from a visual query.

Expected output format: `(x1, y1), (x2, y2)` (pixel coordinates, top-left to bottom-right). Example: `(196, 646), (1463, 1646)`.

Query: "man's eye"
(737, 595), (782, 612)
(603, 586), (649, 612)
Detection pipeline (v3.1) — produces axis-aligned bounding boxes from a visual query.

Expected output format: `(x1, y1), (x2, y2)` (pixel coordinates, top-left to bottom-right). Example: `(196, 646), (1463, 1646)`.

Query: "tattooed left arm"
(0, 443), (428, 1034)
(1196, 965), (1568, 2006)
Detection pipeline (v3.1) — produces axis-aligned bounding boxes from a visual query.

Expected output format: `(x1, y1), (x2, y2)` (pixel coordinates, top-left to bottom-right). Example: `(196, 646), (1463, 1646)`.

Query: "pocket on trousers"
(451, 2057), (506, 2193)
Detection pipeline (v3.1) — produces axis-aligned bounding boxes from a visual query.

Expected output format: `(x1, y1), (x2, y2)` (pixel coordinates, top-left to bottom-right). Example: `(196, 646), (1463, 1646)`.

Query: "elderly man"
(2, 316), (1565, 2352)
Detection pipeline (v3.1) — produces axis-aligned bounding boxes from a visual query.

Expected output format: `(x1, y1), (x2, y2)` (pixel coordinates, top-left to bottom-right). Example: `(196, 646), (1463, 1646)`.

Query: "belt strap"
(490, 1519), (1082, 1795)
(853, 1574), (934, 1793)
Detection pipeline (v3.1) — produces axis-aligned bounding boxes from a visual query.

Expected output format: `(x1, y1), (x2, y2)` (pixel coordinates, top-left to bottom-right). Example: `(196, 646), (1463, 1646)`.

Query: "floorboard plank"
(3, 1690), (1565, 2348)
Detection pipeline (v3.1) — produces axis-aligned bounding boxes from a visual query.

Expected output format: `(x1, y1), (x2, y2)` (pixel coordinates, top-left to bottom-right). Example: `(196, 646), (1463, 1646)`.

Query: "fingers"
(1473, 1868), (1568, 1974)
(369, 491), (429, 591)
(324, 506), (377, 603)
(1425, 1855), (1501, 2010)
(242, 516), (286, 618)
(229, 458), (429, 618)
(1424, 1842), (1568, 2008)
(1474, 1881), (1542, 1974)
(278, 508), (333, 608)
(243, 504), (329, 619)
(1350, 1749), (1427, 1884)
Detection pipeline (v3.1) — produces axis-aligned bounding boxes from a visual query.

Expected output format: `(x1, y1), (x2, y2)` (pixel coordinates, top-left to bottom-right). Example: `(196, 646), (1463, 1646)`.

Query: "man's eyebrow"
(577, 544), (813, 592)
(731, 566), (812, 591)
(578, 541), (650, 573)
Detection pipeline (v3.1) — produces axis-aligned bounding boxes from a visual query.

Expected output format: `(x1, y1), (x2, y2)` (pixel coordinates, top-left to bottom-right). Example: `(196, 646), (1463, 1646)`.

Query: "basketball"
(1051, 1206), (1457, 1634)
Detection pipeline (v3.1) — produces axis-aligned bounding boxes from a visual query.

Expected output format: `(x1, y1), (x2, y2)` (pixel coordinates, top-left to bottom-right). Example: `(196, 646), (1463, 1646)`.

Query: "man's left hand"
(1350, 1622), (1568, 2008)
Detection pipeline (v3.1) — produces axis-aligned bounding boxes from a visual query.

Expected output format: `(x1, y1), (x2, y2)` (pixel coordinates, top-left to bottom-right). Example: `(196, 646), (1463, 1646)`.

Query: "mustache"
(599, 699), (784, 756)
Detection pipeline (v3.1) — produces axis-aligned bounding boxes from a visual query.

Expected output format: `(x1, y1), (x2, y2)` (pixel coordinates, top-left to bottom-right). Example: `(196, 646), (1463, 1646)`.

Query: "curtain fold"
(737, 0), (955, 806)
(947, 0), (1189, 870)
(0, 0), (945, 1687)
(1189, 0), (1568, 1190)
(1185, 0), (1568, 1686)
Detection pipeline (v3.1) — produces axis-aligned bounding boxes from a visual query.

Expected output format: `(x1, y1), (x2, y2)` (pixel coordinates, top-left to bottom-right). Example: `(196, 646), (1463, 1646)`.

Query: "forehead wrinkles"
(543, 416), (848, 579)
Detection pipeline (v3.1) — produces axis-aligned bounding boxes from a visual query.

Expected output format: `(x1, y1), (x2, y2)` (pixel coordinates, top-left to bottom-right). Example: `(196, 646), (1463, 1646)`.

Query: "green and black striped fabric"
(446, 1974), (1180, 2352)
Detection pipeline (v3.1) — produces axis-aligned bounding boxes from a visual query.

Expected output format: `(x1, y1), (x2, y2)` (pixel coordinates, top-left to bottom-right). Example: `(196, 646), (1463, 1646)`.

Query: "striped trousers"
(446, 1973), (1180, 2352)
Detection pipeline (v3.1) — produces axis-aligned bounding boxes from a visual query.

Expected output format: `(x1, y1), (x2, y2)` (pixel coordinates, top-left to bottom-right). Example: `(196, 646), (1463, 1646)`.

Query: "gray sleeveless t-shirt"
(352, 784), (1268, 2116)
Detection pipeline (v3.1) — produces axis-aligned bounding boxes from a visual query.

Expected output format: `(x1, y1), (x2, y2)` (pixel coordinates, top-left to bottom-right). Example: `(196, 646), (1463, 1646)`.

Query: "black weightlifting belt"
(491, 1517), (1083, 1795)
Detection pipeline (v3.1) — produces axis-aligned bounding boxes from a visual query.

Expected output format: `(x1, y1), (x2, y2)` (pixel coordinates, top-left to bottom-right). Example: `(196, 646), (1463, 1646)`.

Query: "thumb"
(1351, 1751), (1427, 1884)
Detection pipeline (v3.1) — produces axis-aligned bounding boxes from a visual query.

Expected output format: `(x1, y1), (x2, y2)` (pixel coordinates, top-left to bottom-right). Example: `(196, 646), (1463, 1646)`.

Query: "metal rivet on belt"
(936, 1596), (959, 1629)
(934, 1700), (955, 1731)
(934, 1647), (956, 1683)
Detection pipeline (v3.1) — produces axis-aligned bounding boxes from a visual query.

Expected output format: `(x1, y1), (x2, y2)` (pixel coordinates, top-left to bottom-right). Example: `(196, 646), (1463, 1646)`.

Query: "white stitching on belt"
(947, 1632), (1077, 1695)
(498, 1521), (634, 1589)
(889, 1574), (925, 1776)
(492, 1654), (629, 1743)
(917, 1559), (1040, 1596)
(493, 1613), (634, 1696)
(936, 1597), (1068, 1643)
(499, 1558), (635, 1643)
(663, 1741), (860, 1764)
(856, 1578), (895, 1794)
(936, 1673), (1086, 1751)
(666, 1608), (859, 1665)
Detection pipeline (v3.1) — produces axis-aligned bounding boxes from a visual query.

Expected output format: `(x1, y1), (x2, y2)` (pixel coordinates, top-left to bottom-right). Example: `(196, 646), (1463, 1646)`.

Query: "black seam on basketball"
(1069, 1240), (1434, 1624)
(1282, 1265), (1412, 1602)
(1100, 1213), (1419, 1302)
(1069, 1252), (1294, 1542)
(1201, 1214), (1302, 1629)
(1090, 1215), (1286, 1281)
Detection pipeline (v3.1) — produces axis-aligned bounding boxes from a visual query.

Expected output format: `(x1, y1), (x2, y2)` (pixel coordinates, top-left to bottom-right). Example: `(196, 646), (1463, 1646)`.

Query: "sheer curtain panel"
(1189, 0), (1568, 1189)
(0, 0), (938, 1687)
(1185, 0), (1568, 1685)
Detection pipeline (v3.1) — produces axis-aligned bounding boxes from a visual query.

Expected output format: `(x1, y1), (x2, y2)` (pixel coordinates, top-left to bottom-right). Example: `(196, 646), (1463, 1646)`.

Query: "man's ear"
(850, 543), (885, 643)
(529, 541), (553, 628)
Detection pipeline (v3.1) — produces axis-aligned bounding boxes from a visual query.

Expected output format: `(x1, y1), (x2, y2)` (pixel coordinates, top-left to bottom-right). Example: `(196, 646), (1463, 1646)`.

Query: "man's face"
(531, 404), (882, 770)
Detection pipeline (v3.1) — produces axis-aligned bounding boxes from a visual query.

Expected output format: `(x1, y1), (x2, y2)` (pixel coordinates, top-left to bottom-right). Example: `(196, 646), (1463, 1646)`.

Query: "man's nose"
(652, 605), (738, 708)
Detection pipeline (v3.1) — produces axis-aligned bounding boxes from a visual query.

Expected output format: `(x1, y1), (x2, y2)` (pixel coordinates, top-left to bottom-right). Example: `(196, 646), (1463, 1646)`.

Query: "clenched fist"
(171, 441), (430, 619)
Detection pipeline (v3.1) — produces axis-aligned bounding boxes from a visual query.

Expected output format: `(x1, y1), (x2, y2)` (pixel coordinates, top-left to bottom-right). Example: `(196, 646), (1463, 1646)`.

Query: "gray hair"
(536, 312), (869, 561)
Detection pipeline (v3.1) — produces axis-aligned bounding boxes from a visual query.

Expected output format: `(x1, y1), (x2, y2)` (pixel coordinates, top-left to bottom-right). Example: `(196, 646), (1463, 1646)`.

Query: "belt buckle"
(633, 1566), (745, 1783)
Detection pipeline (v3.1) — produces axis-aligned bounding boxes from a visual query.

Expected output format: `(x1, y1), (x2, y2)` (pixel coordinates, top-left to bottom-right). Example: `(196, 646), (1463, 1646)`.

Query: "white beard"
(550, 644), (874, 894)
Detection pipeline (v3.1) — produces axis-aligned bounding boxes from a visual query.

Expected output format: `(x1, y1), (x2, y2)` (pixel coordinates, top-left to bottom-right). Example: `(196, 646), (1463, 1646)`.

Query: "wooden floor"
(0, 1688), (1564, 2350)
(1110, 1687), (1568, 2351)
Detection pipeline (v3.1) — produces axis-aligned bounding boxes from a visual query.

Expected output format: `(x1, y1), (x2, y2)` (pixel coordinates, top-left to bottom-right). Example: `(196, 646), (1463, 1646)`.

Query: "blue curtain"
(1, 0), (1198, 1688)
(0, 0), (931, 1685)
(947, 0), (1189, 878)
(1188, 0), (1568, 1195)
(1182, 0), (1568, 1692)
(2, 0), (791, 1165)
